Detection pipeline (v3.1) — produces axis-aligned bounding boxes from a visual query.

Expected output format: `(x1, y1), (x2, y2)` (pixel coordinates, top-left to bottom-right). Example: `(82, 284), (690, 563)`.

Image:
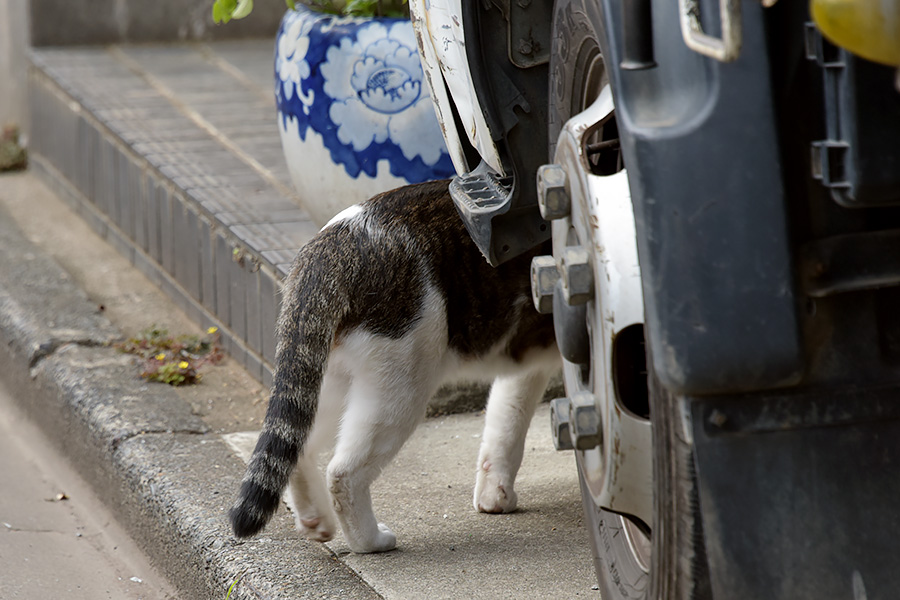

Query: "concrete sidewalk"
(0, 170), (597, 598)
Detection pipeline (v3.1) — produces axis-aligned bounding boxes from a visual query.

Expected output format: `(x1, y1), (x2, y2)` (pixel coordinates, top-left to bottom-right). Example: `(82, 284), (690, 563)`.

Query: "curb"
(0, 201), (381, 599)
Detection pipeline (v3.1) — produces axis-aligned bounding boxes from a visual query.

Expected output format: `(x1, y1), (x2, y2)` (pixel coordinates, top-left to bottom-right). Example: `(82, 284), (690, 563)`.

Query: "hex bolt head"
(569, 391), (602, 450)
(531, 255), (559, 314)
(537, 164), (570, 220)
(560, 246), (594, 306)
(550, 397), (574, 451)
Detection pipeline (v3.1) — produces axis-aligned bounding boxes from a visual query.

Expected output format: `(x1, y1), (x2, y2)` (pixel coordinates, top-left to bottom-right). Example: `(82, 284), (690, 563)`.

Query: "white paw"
(348, 523), (397, 554)
(474, 460), (518, 513)
(295, 514), (336, 543)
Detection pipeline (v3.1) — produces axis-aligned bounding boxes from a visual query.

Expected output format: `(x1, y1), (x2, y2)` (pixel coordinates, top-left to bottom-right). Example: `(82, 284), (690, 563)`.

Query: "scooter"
(409, 1), (900, 598)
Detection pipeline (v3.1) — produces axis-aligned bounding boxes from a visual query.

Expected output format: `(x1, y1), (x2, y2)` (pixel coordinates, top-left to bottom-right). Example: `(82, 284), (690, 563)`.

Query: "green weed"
(116, 326), (224, 386)
(212, 0), (408, 23)
(225, 573), (243, 600)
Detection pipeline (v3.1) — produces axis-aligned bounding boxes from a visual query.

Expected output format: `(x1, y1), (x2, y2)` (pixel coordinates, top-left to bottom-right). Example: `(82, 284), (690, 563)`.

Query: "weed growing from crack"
(0, 125), (27, 172)
(225, 572), (244, 599)
(117, 326), (224, 386)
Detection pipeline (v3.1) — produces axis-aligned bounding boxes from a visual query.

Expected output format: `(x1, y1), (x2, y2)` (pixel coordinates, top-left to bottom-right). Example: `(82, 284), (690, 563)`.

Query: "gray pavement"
(0, 376), (179, 600)
(0, 170), (598, 599)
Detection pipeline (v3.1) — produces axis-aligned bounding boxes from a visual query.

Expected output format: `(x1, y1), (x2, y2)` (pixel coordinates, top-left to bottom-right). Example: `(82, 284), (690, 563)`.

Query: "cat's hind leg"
(285, 368), (348, 543)
(326, 360), (440, 553)
(474, 369), (553, 513)
(288, 454), (336, 542)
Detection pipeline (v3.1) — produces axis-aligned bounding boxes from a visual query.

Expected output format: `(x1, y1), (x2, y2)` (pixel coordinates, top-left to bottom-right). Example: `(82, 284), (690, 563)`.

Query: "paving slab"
(225, 405), (597, 600)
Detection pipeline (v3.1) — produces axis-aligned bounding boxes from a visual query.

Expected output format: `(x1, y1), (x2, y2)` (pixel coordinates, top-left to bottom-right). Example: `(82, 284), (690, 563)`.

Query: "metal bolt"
(708, 409), (728, 428)
(569, 391), (602, 450)
(518, 38), (534, 56)
(530, 255), (559, 314)
(537, 164), (570, 220)
(560, 246), (594, 306)
(550, 398), (574, 451)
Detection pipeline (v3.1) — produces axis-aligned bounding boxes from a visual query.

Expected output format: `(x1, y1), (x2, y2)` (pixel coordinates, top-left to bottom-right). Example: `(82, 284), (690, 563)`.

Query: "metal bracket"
(490, 0), (553, 68)
(805, 22), (900, 207)
(678, 0), (743, 62)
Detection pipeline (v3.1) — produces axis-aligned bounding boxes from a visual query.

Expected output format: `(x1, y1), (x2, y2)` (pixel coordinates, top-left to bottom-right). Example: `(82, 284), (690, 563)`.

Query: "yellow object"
(155, 353), (166, 361)
(812, 0), (900, 66)
(178, 361), (190, 369)
(207, 326), (218, 334)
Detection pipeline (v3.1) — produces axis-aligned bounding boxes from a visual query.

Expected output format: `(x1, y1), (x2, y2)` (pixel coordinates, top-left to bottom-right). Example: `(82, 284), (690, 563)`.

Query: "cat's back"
(303, 180), (554, 360)
(365, 181), (555, 361)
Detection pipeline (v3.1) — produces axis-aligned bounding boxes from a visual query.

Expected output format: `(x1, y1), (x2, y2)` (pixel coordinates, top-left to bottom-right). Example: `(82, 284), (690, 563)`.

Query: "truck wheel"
(575, 374), (711, 600)
(549, 1), (711, 598)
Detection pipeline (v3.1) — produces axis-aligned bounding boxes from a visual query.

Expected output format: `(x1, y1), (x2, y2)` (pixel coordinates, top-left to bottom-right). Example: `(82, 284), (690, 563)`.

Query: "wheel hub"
(538, 85), (653, 528)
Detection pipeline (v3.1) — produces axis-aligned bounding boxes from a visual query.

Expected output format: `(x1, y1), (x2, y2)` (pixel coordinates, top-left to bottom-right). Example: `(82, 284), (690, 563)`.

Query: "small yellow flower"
(207, 326), (218, 334)
(178, 361), (190, 369)
(155, 353), (166, 361)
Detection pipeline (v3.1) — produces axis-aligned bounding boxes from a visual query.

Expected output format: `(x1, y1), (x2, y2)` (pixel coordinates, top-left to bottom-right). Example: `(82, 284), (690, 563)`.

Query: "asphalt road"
(0, 378), (180, 600)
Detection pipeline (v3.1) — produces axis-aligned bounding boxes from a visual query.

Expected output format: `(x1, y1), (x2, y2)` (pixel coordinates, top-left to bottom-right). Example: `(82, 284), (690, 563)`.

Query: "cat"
(229, 179), (560, 553)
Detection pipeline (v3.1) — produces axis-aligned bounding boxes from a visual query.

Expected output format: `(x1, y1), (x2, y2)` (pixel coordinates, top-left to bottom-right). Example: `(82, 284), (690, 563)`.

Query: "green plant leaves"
(116, 326), (224, 386)
(211, 0), (256, 22)
(233, 0), (255, 19)
(344, 0), (409, 17)
(212, 0), (237, 23)
(212, 0), (408, 21)
(0, 125), (27, 172)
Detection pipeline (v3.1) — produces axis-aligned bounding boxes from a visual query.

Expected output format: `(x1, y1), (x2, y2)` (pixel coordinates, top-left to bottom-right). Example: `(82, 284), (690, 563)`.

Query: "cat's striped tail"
(229, 252), (345, 538)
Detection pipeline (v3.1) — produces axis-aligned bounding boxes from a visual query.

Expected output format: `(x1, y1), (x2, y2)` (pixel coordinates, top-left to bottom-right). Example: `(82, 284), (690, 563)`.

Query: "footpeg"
(449, 161), (550, 266)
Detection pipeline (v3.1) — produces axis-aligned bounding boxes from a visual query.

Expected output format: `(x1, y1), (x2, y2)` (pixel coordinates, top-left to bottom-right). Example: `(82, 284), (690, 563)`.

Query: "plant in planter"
(213, 1), (411, 21)
(214, 0), (454, 225)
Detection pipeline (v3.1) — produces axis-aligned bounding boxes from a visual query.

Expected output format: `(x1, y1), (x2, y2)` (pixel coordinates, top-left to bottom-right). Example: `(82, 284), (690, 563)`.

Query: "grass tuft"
(116, 326), (224, 386)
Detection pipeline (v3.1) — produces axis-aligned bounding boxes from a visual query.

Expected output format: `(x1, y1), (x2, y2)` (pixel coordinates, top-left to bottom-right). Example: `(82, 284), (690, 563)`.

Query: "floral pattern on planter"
(275, 6), (455, 183)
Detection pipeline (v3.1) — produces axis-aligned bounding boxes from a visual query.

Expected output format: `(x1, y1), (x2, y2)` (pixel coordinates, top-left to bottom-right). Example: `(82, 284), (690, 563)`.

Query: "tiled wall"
(28, 50), (319, 388)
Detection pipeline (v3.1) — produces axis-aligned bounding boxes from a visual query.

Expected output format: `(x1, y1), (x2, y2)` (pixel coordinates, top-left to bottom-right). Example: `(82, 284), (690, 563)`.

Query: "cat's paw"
(474, 460), (518, 513)
(295, 515), (336, 543)
(348, 523), (397, 554)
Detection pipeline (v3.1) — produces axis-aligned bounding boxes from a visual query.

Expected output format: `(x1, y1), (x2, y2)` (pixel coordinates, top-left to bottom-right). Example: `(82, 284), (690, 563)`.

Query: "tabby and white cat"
(229, 180), (559, 553)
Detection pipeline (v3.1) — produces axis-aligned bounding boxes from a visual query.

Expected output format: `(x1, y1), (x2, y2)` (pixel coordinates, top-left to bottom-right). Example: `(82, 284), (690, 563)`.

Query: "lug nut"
(531, 255), (559, 314)
(550, 397), (574, 451)
(537, 164), (570, 220)
(560, 246), (594, 306)
(569, 391), (602, 450)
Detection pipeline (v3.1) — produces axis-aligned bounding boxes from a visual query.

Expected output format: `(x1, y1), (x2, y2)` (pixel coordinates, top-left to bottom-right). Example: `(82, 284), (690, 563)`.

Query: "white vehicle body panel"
(409, 0), (504, 175)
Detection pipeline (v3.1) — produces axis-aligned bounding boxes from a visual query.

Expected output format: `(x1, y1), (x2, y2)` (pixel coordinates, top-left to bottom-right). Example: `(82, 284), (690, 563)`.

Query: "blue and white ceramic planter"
(275, 5), (455, 225)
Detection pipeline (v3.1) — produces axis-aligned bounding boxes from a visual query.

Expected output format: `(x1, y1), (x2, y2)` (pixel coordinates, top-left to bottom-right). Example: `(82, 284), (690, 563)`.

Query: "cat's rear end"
(230, 180), (558, 552)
